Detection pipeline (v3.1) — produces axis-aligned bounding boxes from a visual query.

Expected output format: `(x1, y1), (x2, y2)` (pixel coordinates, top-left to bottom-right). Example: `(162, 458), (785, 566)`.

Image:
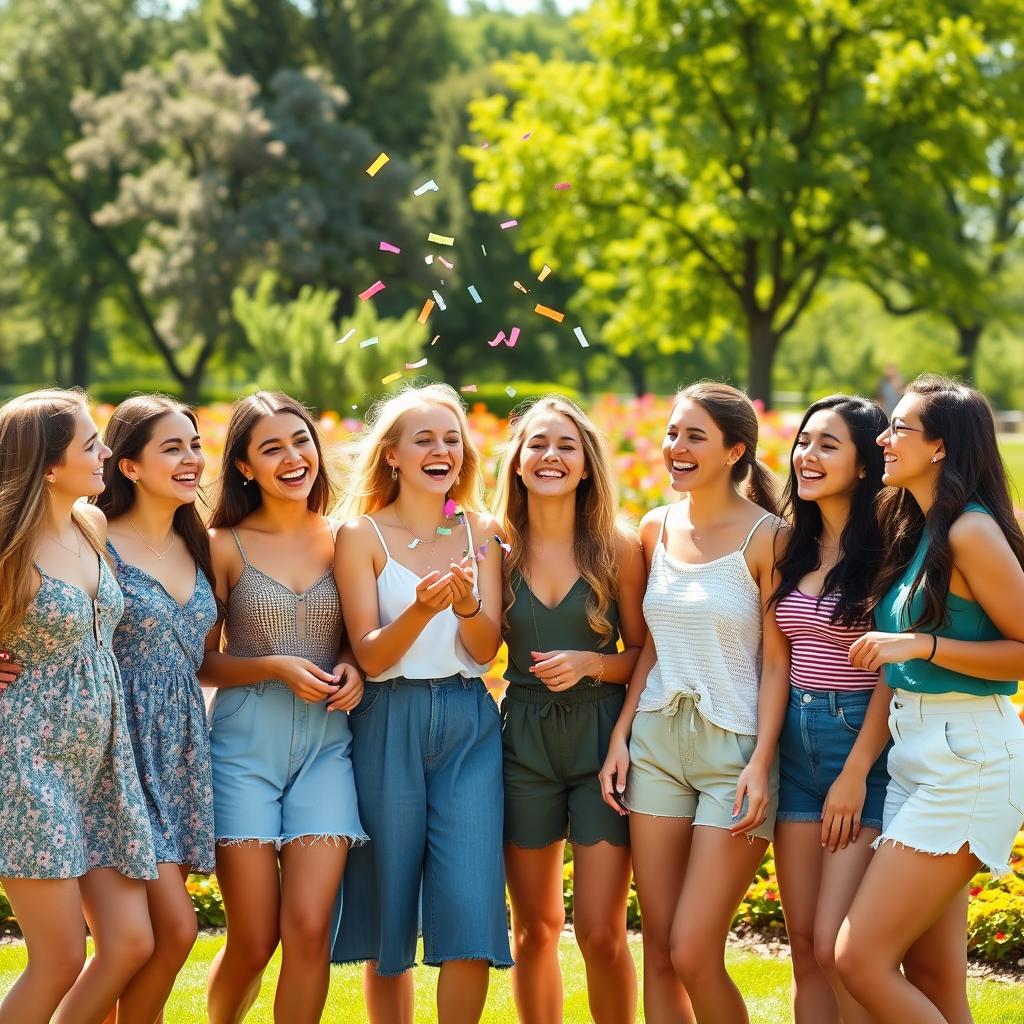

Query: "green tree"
(203, 0), (308, 88)
(467, 0), (996, 404)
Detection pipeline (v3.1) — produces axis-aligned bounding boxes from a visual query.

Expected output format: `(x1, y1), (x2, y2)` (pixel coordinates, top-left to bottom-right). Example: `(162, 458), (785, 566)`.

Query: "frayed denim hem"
(870, 834), (1010, 879)
(280, 832), (370, 849)
(216, 836), (280, 849)
(422, 953), (514, 971)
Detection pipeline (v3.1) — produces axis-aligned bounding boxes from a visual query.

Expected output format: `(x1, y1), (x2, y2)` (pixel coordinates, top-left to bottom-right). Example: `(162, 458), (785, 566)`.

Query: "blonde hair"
(0, 389), (105, 638)
(343, 383), (484, 518)
(492, 395), (626, 644)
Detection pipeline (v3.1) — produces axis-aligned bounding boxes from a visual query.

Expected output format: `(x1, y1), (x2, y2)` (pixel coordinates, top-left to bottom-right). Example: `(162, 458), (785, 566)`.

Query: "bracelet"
(925, 633), (938, 662)
(591, 652), (606, 686)
(453, 597), (483, 619)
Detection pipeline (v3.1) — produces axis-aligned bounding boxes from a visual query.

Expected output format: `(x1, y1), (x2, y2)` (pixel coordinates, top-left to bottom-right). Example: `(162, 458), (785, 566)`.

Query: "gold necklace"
(392, 506), (442, 550)
(126, 516), (175, 560)
(47, 525), (83, 559)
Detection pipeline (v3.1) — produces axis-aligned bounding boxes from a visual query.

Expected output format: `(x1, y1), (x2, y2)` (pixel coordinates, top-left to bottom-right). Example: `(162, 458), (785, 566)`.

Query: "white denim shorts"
(875, 688), (1024, 875)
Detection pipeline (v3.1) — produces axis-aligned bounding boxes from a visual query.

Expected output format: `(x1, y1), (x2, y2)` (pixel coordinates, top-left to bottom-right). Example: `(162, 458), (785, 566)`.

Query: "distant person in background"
(875, 364), (905, 418)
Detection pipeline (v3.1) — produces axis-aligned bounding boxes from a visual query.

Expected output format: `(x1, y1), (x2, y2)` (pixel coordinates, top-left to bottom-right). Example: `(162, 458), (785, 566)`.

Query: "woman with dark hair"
(836, 375), (1024, 1024)
(599, 381), (788, 1023)
(769, 395), (891, 1024)
(200, 392), (366, 1024)
(0, 390), (157, 1024)
(93, 394), (218, 1022)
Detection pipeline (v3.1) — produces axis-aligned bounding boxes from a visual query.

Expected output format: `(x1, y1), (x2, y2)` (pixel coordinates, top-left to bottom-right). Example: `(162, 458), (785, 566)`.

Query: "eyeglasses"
(887, 419), (922, 437)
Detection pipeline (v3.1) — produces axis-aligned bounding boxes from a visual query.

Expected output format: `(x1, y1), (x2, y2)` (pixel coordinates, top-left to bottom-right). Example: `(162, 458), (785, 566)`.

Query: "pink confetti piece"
(508, 326), (521, 347)
(427, 232), (455, 246)
(521, 132), (532, 141)
(437, 256), (454, 270)
(500, 219), (518, 230)
(488, 331), (506, 348)
(476, 544), (489, 562)
(534, 303), (565, 324)
(481, 140), (490, 149)
(379, 241), (401, 254)
(514, 281), (529, 293)
(487, 327), (520, 349)
(574, 326), (591, 349)
(417, 298), (435, 324)
(538, 264), (552, 281)
(460, 385), (478, 393)
(335, 328), (356, 345)
(467, 285), (482, 304)
(381, 371), (402, 385)
(413, 179), (439, 196)
(554, 182), (572, 190)
(366, 153), (389, 176)
(443, 499), (458, 517)
(406, 358), (428, 369)
(494, 533), (512, 555)
(430, 334), (440, 346)
(358, 280), (386, 301)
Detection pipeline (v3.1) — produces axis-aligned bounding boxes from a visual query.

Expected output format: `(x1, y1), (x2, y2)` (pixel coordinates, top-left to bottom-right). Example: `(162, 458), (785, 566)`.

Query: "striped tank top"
(774, 590), (878, 692)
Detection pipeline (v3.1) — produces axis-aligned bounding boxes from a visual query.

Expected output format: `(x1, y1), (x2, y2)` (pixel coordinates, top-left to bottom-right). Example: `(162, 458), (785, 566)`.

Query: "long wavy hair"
(871, 374), (1024, 629)
(210, 392), (335, 529)
(0, 389), (106, 638)
(679, 381), (780, 516)
(343, 383), (484, 518)
(770, 396), (887, 626)
(493, 395), (627, 644)
(93, 395), (215, 594)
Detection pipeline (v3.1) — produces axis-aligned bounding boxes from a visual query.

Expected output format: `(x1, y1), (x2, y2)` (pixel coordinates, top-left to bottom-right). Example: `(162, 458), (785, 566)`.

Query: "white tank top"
(636, 506), (772, 735)
(361, 514), (488, 682)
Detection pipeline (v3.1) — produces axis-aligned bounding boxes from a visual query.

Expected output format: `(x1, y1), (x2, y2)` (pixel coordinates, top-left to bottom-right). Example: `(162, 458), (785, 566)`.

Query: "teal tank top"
(504, 572), (620, 699)
(873, 502), (1017, 696)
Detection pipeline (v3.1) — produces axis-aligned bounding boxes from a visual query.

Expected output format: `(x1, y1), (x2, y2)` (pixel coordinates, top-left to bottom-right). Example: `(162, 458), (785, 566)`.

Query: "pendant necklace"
(126, 517), (175, 560)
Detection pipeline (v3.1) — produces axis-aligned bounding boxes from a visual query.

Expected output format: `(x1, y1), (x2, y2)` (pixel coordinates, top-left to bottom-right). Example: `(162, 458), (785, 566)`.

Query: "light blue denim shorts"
(209, 681), (366, 846)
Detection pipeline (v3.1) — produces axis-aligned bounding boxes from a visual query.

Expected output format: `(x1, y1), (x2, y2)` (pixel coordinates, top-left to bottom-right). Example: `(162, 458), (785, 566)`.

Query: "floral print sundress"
(0, 554), (157, 879)
(109, 543), (217, 873)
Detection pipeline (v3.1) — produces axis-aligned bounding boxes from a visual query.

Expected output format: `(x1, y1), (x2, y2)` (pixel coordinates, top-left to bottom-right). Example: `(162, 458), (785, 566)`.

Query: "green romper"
(501, 573), (630, 848)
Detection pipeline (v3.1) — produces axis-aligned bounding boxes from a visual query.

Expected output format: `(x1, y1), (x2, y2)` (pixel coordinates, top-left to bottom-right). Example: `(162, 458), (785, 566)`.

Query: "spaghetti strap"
(739, 513), (773, 554)
(657, 505), (672, 549)
(462, 514), (480, 596)
(229, 528), (250, 566)
(362, 515), (392, 559)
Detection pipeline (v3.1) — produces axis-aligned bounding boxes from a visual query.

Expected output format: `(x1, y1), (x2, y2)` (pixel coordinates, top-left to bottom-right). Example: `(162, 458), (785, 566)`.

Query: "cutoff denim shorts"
(332, 675), (513, 976)
(877, 689), (1024, 875)
(209, 681), (366, 846)
(777, 685), (891, 831)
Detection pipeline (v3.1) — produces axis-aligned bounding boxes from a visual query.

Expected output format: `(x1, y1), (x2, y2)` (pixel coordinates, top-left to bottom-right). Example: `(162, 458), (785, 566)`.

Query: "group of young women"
(0, 373), (1022, 1024)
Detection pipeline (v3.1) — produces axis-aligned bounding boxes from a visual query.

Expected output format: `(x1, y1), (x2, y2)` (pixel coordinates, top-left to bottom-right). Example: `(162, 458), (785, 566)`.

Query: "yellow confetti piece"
(417, 298), (435, 324)
(427, 232), (455, 246)
(366, 153), (389, 176)
(381, 372), (402, 385)
(538, 264), (552, 281)
(534, 303), (565, 324)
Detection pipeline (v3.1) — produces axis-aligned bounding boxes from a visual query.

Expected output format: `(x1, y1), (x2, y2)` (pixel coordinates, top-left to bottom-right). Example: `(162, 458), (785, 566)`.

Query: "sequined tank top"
(223, 527), (341, 676)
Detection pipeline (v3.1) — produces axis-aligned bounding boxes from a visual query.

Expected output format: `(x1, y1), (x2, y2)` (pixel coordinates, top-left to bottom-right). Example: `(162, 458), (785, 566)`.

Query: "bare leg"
(364, 967), (414, 1024)
(774, 823), (837, 1024)
(629, 813), (695, 1024)
(0, 877), (87, 1024)
(274, 837), (349, 1024)
(572, 840), (637, 1024)
(206, 842), (281, 1024)
(836, 843), (980, 1024)
(670, 827), (768, 1024)
(56, 868), (154, 1024)
(505, 842), (566, 1024)
(436, 959), (489, 1024)
(112, 864), (196, 1024)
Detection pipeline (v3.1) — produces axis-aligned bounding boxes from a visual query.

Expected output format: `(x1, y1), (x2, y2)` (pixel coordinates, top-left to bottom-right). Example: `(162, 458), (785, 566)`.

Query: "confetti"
(467, 285), (482, 304)
(488, 331), (506, 348)
(379, 241), (401, 254)
(494, 533), (512, 555)
(358, 280), (386, 301)
(476, 544), (489, 561)
(443, 499), (458, 517)
(366, 153), (389, 176)
(413, 179), (439, 196)
(481, 244), (487, 256)
(381, 371), (402, 385)
(417, 298), (435, 323)
(500, 219), (518, 230)
(505, 386), (517, 397)
(430, 334), (441, 346)
(424, 254), (434, 265)
(335, 328), (356, 345)
(534, 303), (565, 324)
(460, 385), (478, 393)
(538, 264), (552, 281)
(437, 527), (453, 536)
(481, 140), (490, 149)
(514, 281), (529, 293)
(521, 131), (532, 141)
(554, 182), (572, 190)
(508, 326), (521, 347)
(360, 336), (379, 348)
(406, 358), (428, 369)
(408, 538), (422, 550)
(427, 232), (455, 246)
(437, 256), (454, 270)
(574, 326), (591, 349)
(431, 289), (447, 311)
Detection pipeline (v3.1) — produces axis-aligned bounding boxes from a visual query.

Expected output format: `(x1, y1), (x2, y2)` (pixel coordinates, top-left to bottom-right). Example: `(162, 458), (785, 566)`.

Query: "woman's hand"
(599, 734), (631, 815)
(820, 767), (867, 851)
(414, 570), (456, 616)
(0, 650), (23, 693)
(731, 758), (770, 837)
(327, 661), (364, 712)
(270, 655), (340, 703)
(849, 631), (930, 672)
(448, 556), (479, 616)
(530, 649), (598, 692)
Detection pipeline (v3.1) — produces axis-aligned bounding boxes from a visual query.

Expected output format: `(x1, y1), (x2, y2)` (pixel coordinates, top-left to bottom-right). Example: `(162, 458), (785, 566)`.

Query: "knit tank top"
(636, 506), (771, 734)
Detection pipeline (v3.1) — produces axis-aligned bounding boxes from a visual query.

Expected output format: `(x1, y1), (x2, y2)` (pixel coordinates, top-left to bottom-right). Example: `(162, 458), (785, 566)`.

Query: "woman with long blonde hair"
(493, 396), (645, 1024)
(0, 389), (157, 1024)
(332, 383), (511, 1024)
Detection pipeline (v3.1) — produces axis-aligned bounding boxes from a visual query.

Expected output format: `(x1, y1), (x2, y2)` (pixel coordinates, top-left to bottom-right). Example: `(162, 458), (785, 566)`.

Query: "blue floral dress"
(108, 543), (217, 873)
(0, 555), (157, 879)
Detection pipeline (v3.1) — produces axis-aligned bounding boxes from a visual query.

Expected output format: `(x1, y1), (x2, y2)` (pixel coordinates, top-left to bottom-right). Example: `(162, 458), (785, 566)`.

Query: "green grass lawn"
(0, 935), (1020, 1023)
(1001, 434), (1024, 504)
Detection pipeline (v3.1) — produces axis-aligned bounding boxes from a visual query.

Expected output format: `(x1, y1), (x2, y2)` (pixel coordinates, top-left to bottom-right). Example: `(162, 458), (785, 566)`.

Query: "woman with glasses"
(835, 375), (1024, 1024)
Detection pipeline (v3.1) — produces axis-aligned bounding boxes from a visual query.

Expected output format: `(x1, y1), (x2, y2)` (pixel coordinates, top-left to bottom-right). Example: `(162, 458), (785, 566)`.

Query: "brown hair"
(678, 381), (780, 515)
(93, 395), (215, 594)
(210, 392), (336, 528)
(0, 389), (105, 638)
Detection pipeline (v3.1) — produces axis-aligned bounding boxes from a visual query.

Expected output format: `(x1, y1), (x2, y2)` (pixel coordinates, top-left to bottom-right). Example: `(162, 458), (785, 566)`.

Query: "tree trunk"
(69, 293), (96, 389)
(621, 351), (648, 397)
(747, 314), (779, 409)
(955, 321), (983, 382)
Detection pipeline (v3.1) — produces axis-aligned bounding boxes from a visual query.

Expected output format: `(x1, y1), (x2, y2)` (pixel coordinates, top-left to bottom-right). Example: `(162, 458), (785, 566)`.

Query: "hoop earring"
(391, 465), (398, 481)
